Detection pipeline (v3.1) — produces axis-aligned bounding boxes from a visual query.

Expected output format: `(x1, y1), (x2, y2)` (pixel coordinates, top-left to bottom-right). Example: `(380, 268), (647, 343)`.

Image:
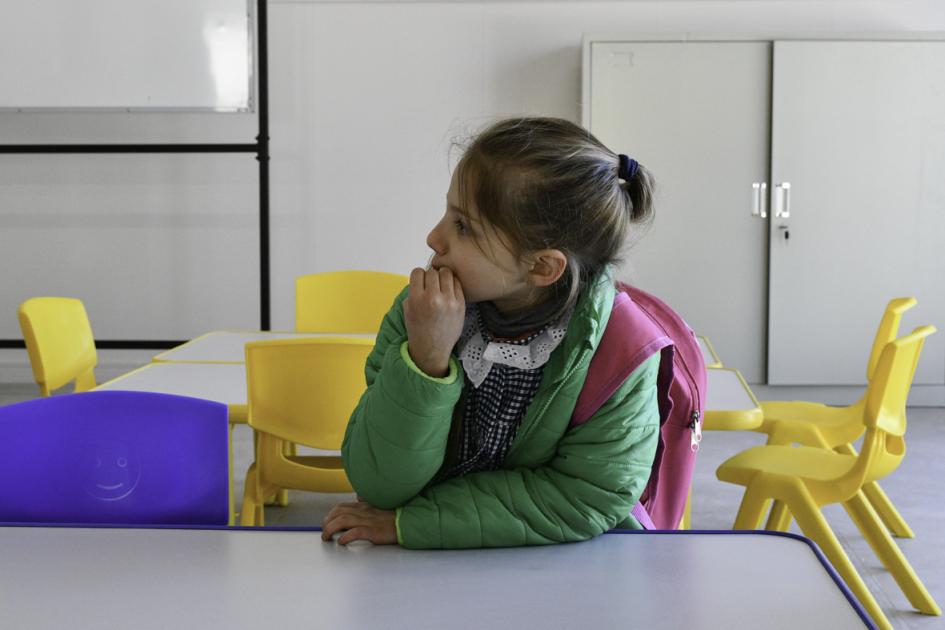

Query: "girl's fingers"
(323, 503), (349, 524)
(321, 502), (365, 539)
(322, 514), (368, 542)
(322, 504), (396, 545)
(409, 267), (426, 292)
(321, 520), (338, 540)
(337, 527), (372, 546)
(425, 267), (441, 292)
(321, 513), (344, 539)
(438, 267), (453, 293)
(322, 513), (355, 539)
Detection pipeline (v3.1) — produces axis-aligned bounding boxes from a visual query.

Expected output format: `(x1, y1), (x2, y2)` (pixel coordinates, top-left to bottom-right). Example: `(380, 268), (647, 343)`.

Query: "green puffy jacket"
(341, 268), (660, 549)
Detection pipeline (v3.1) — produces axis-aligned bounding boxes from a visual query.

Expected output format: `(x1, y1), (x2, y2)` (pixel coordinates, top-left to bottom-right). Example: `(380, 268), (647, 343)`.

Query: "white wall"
(2, 0), (944, 385)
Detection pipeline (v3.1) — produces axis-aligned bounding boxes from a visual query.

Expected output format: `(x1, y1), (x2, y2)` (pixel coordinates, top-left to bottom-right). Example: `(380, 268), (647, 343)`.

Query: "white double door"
(587, 38), (945, 386)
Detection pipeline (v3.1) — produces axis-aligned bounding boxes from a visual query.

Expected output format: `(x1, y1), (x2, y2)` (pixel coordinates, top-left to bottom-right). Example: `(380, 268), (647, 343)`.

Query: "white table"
(697, 334), (723, 368)
(704, 368), (762, 431)
(152, 330), (375, 364)
(0, 527), (871, 629)
(96, 362), (249, 421)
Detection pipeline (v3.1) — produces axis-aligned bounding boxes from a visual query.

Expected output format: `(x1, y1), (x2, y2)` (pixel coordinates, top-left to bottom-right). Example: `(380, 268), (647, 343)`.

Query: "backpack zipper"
(654, 319), (703, 454)
(689, 410), (702, 452)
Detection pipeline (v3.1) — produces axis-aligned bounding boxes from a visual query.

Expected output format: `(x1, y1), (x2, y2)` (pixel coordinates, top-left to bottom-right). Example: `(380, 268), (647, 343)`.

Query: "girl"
(321, 117), (659, 548)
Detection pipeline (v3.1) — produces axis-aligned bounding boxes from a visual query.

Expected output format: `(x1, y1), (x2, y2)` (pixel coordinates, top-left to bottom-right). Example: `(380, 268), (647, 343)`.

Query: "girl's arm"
(341, 287), (464, 509)
(394, 353), (661, 549)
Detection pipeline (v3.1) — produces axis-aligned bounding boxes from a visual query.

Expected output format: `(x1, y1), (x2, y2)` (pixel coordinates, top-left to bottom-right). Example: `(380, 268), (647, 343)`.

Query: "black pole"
(0, 340), (185, 350)
(0, 144), (257, 154)
(256, 0), (271, 331)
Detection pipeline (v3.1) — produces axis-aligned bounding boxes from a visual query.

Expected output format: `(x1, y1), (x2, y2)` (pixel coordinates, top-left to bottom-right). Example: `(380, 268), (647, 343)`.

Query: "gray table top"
(0, 527), (869, 630)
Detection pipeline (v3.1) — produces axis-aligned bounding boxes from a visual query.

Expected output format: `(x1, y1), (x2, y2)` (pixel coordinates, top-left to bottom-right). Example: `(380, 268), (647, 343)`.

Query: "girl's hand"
(321, 501), (398, 545)
(404, 266), (465, 377)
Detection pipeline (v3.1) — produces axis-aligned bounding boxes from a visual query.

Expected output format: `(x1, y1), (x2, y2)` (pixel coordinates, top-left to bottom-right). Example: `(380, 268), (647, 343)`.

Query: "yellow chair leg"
(764, 432), (793, 447)
(74, 369), (96, 393)
(678, 488), (692, 530)
(789, 492), (893, 630)
(835, 443), (914, 539)
(256, 431), (287, 507)
(274, 442), (297, 507)
(765, 500), (793, 532)
(732, 483), (771, 530)
(228, 423), (236, 526)
(240, 464), (261, 526)
(266, 442), (296, 508)
(862, 481), (915, 539)
(843, 492), (941, 615)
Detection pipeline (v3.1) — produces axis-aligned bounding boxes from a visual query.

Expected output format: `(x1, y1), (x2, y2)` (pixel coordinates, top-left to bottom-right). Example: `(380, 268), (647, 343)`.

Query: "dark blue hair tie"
(617, 154), (639, 182)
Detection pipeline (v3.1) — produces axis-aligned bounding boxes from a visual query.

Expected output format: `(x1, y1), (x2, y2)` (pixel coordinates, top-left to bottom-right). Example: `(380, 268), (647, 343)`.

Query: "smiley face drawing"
(80, 440), (141, 501)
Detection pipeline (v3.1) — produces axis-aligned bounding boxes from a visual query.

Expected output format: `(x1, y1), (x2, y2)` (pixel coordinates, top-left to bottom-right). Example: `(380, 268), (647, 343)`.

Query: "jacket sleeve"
(341, 288), (464, 509)
(394, 352), (661, 549)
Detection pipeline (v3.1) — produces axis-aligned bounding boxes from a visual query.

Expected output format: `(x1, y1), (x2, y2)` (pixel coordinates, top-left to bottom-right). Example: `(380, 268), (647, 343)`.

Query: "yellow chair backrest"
(245, 337), (375, 450)
(18, 297), (98, 396)
(295, 270), (408, 334)
(865, 325), (935, 438)
(865, 297), (917, 381)
(844, 325), (936, 494)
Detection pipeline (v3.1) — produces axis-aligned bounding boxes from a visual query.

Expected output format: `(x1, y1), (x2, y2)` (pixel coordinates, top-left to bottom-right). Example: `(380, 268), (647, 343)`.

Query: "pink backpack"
(571, 282), (707, 530)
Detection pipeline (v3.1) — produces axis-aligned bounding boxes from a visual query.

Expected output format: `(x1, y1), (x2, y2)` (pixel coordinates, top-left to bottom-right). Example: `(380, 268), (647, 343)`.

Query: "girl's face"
(426, 169), (534, 314)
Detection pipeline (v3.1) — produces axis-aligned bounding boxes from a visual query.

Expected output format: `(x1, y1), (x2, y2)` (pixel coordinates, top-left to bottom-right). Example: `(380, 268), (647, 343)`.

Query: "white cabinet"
(584, 36), (945, 387)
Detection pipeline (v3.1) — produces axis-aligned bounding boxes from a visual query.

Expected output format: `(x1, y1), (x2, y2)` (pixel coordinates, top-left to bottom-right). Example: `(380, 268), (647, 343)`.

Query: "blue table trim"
(607, 528), (876, 629)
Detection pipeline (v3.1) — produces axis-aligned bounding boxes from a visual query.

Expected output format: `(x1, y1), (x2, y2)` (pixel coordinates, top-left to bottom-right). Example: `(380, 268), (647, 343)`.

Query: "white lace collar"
(456, 304), (573, 389)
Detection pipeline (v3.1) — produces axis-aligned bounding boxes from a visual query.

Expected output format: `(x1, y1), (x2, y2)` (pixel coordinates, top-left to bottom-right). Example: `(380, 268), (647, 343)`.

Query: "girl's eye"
(454, 219), (469, 235)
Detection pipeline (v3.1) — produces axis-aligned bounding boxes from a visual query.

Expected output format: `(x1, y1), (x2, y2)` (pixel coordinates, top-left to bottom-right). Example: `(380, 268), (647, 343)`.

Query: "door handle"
(751, 182), (768, 218)
(774, 182), (791, 219)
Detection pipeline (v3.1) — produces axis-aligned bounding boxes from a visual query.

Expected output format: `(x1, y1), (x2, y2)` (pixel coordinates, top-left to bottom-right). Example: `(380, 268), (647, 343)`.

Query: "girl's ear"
(526, 249), (568, 288)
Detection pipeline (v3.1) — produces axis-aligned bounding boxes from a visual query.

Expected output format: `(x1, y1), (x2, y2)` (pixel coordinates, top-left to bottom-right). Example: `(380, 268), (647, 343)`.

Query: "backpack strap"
(570, 291), (672, 427)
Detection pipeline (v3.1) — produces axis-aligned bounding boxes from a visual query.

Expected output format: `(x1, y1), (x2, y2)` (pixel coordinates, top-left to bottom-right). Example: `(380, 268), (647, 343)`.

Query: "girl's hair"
(454, 116), (655, 313)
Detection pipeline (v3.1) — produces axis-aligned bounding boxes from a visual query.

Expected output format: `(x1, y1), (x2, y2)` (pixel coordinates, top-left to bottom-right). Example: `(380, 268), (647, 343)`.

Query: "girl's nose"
(426, 220), (446, 254)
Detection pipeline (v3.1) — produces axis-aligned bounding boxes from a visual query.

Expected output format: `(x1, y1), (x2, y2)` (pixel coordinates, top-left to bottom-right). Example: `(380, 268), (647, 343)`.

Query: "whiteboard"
(0, 0), (253, 111)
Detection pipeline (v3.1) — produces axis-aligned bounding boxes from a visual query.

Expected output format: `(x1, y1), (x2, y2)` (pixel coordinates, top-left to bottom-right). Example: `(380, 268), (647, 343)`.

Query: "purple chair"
(0, 391), (229, 526)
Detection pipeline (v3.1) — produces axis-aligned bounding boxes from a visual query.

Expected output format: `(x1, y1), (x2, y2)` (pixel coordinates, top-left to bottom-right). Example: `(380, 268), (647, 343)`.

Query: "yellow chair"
(295, 270), (408, 334)
(717, 326), (940, 630)
(756, 297), (917, 538)
(18, 297), (98, 397)
(266, 270), (405, 508)
(239, 337), (374, 526)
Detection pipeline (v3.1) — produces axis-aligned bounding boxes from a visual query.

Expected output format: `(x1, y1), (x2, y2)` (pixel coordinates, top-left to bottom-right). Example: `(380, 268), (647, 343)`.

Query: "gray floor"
(2, 383), (942, 629)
